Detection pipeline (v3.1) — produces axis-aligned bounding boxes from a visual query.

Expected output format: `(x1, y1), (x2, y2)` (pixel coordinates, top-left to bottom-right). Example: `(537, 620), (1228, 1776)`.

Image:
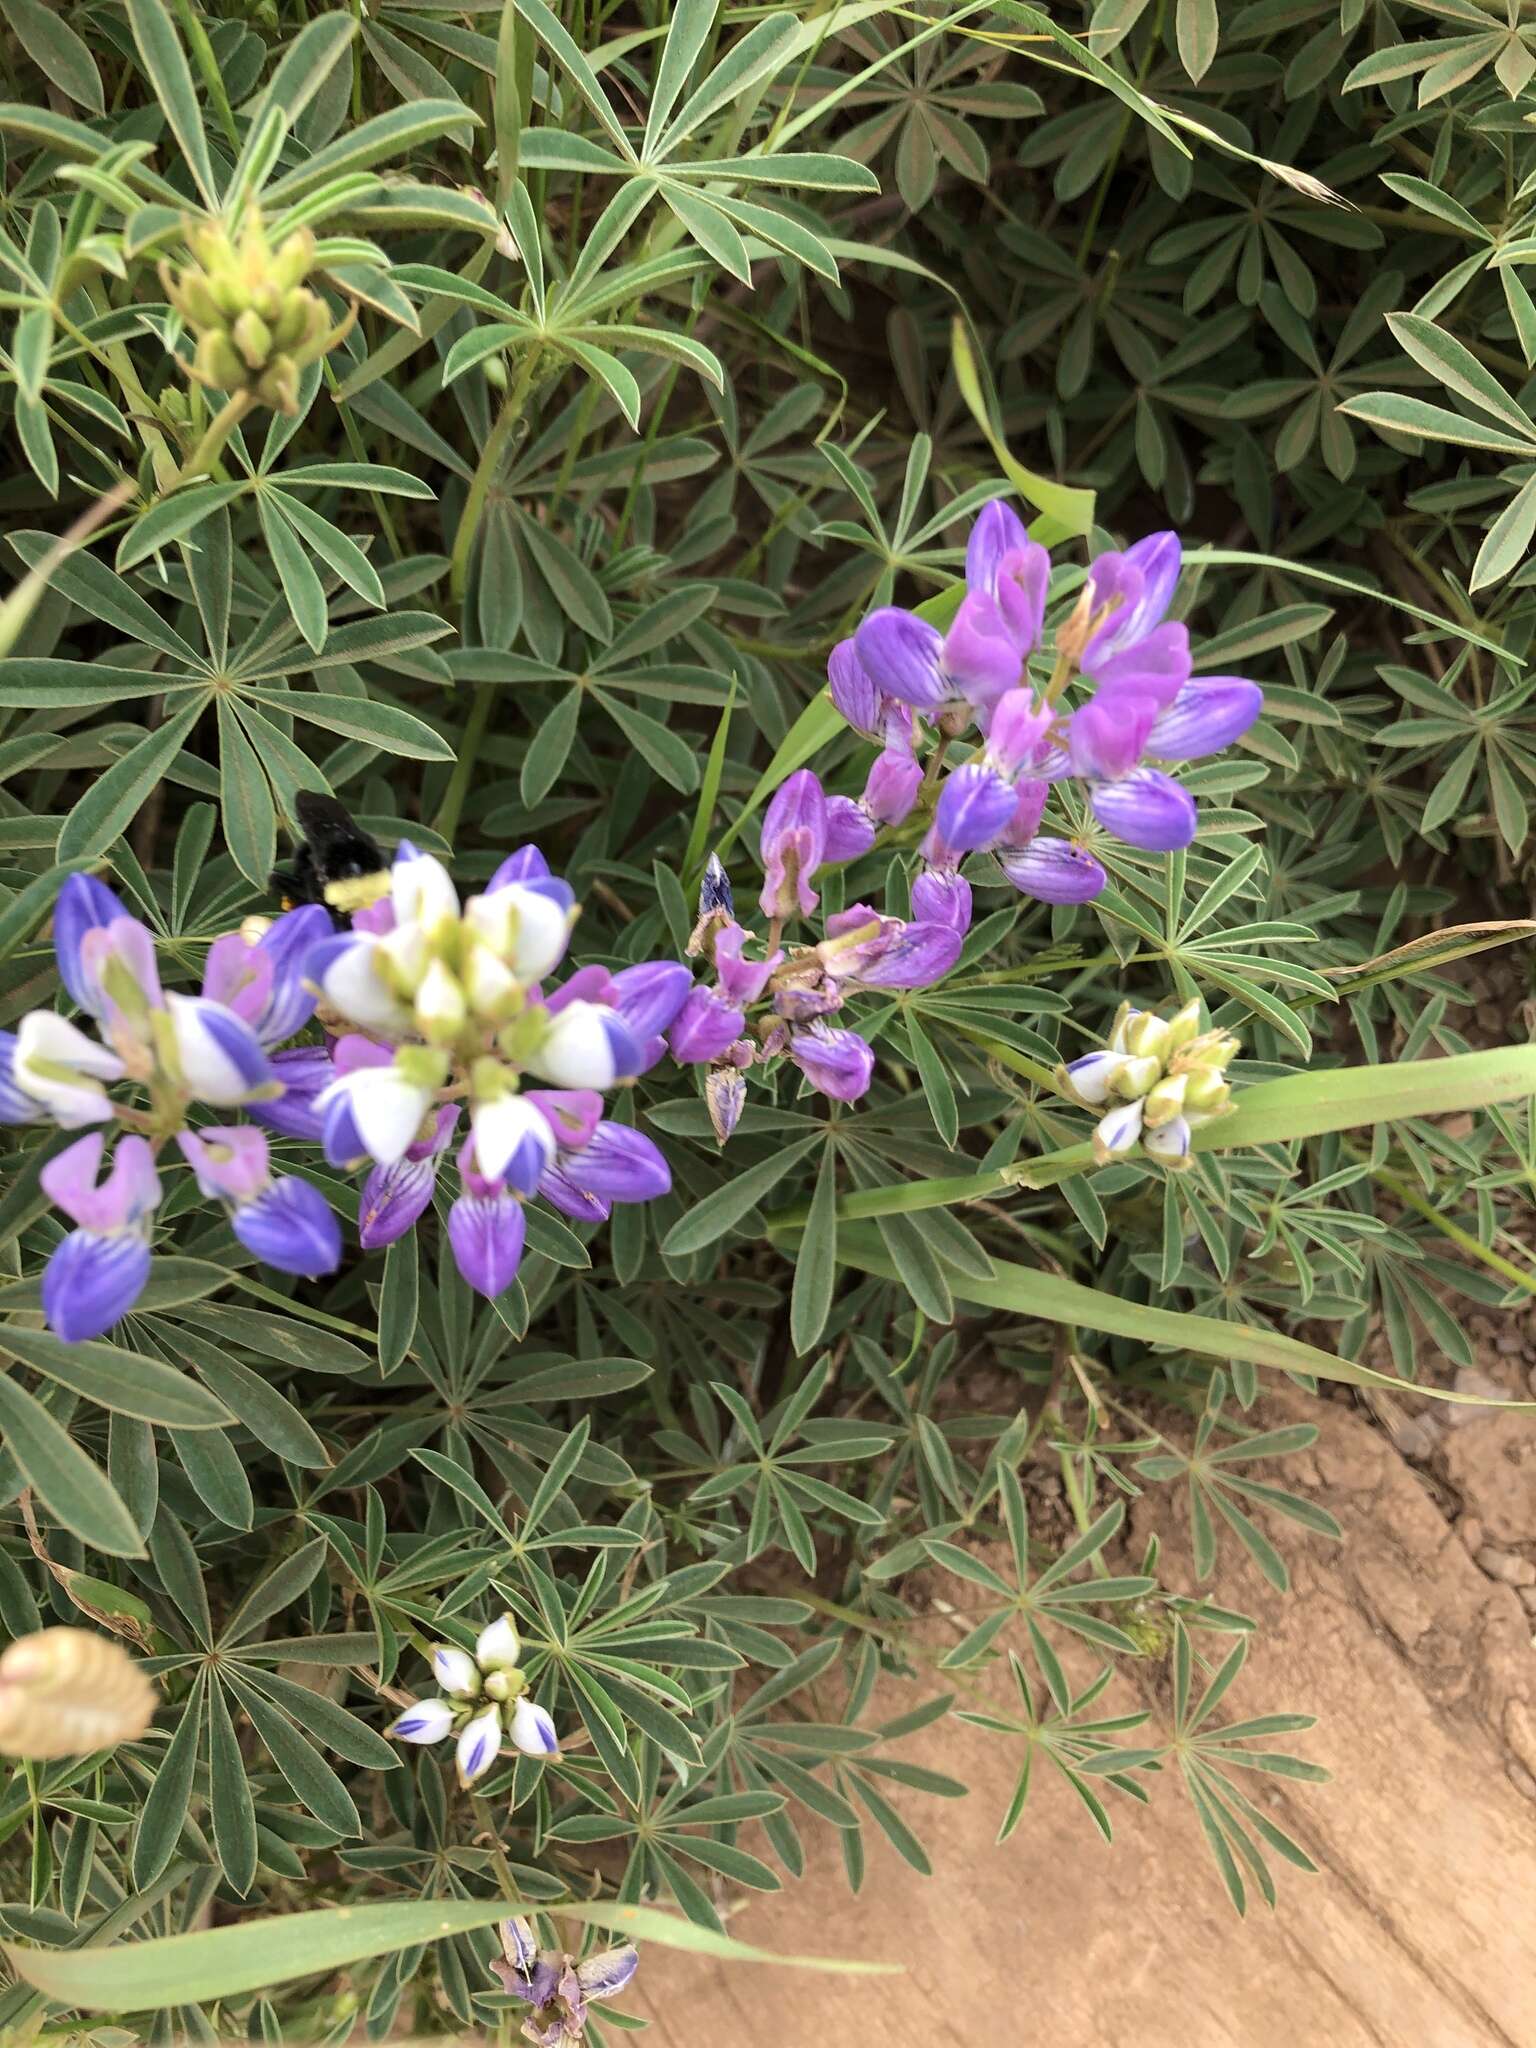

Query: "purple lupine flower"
(827, 637), (914, 753)
(759, 769), (828, 923)
(911, 866), (973, 935)
(487, 843), (553, 888)
(941, 590), (1024, 723)
(538, 1120), (670, 1223)
(164, 995), (274, 1107)
(201, 905), (330, 1046)
(1082, 531), (1182, 669)
(863, 747), (924, 826)
(80, 915), (162, 1060)
(1146, 677), (1264, 759)
(492, 1918), (638, 2047)
(856, 595), (1021, 720)
(388, 1613), (560, 1784)
(669, 985), (746, 1063)
(824, 795), (877, 862)
(607, 960), (691, 1071)
(996, 838), (1107, 904)
(359, 1105), (460, 1248)
(0, 1031), (48, 1124)
(178, 1124), (342, 1277)
(448, 1137), (527, 1297)
(52, 875), (128, 1016)
(818, 908), (961, 991)
(934, 761), (1019, 855)
(1088, 769), (1198, 852)
(965, 499), (1028, 595)
(38, 1132), (160, 1341)
(1087, 621), (1190, 708)
(526, 1089), (604, 1150)
(714, 925), (779, 1006)
(1068, 693), (1198, 853)
(231, 1175), (343, 1276)
(787, 1022), (875, 1101)
(248, 1044), (334, 1142)
(998, 778), (1050, 849)
(967, 503), (1053, 659)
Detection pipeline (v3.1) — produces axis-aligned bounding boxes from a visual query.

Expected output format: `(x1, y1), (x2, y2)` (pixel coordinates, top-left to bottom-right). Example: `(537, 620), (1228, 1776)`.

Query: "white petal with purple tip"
(1093, 1098), (1144, 1158)
(1063, 1051), (1128, 1105)
(389, 1697), (455, 1745)
(1143, 1116), (1192, 1163)
(455, 1703), (502, 1786)
(510, 1696), (560, 1756)
(432, 1645), (480, 1696)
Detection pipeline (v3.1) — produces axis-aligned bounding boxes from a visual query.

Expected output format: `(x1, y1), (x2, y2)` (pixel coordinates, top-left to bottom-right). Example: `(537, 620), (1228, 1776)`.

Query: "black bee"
(270, 791), (392, 929)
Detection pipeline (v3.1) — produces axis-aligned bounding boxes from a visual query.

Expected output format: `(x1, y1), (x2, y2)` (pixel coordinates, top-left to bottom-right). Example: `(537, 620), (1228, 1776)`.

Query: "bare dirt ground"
(632, 1386), (1536, 2048)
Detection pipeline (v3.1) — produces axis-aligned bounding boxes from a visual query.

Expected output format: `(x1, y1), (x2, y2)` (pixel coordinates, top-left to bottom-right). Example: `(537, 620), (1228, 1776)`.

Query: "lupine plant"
(1, 0), (1536, 2039)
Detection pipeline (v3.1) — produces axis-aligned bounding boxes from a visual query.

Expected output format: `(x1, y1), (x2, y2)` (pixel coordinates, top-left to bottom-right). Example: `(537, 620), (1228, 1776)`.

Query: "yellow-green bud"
(1123, 1012), (1171, 1062)
(1142, 1073), (1187, 1128)
(1183, 1070), (1231, 1116)
(194, 329), (244, 390)
(1165, 998), (1203, 1052)
(395, 1045), (450, 1093)
(1112, 1055), (1161, 1100)
(232, 308), (273, 369)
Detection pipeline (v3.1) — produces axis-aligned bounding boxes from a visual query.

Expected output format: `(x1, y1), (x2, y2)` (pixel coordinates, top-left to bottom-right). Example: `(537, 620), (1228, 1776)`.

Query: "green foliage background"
(3, 0), (1536, 2035)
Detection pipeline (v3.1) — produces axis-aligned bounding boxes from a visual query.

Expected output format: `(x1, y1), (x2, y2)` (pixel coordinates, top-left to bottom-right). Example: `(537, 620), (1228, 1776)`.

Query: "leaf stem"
(173, 391), (254, 487)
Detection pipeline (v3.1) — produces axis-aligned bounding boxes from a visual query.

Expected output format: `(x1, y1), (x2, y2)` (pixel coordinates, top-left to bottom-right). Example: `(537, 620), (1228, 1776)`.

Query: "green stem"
(447, 344), (542, 607)
(173, 390), (254, 487)
(1371, 1164), (1536, 1298)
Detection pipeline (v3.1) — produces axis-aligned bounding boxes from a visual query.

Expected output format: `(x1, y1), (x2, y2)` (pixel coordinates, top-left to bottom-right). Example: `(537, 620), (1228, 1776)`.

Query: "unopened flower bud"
(1165, 998), (1203, 1052)
(1142, 1073), (1187, 1128)
(1183, 1070), (1231, 1117)
(1112, 1055), (1161, 1100)
(1122, 1011), (1171, 1063)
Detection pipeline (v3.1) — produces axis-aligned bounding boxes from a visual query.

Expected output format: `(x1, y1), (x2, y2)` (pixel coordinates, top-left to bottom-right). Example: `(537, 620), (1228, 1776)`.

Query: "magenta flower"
(759, 769), (828, 922)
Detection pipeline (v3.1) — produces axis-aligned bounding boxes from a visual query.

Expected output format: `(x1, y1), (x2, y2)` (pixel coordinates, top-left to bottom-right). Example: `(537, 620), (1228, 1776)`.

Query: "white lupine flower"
(387, 1612), (561, 1783)
(510, 1697), (560, 1756)
(476, 1614), (521, 1669)
(1061, 999), (1238, 1171)
(1144, 1117), (1191, 1163)
(393, 851), (460, 933)
(314, 934), (408, 1032)
(432, 1645), (480, 1696)
(389, 1697), (455, 1745)
(456, 1704), (502, 1788)
(13, 1012), (124, 1125)
(1093, 1097), (1144, 1162)
(465, 884), (570, 981)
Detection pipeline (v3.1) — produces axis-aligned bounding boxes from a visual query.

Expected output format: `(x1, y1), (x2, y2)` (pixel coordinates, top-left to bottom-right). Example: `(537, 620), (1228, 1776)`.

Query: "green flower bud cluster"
(160, 212), (352, 415)
(1056, 998), (1239, 1170)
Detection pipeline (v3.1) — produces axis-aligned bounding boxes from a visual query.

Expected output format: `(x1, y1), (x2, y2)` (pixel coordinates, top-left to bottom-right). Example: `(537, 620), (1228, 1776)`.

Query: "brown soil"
(633, 1388), (1536, 2047)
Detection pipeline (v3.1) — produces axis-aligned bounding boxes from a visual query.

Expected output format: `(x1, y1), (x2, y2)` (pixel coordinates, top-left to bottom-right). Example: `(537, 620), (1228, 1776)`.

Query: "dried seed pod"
(0, 1627), (157, 1759)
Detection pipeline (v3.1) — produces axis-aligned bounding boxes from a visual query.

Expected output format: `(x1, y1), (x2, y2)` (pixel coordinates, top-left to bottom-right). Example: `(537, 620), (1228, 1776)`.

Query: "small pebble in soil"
(1477, 1548), (1536, 1588)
